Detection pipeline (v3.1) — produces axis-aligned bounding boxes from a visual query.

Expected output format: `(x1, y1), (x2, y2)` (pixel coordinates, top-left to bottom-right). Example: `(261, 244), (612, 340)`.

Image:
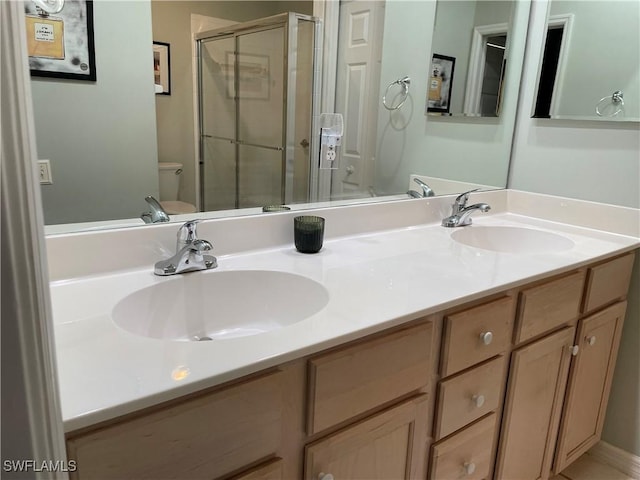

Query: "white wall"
(373, 0), (530, 196)
(509, 0), (640, 457)
(32, 0), (159, 225)
(549, 1), (639, 119)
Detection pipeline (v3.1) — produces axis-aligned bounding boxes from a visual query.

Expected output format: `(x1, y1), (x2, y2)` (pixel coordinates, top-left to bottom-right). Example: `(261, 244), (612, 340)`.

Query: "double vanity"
(47, 190), (638, 479)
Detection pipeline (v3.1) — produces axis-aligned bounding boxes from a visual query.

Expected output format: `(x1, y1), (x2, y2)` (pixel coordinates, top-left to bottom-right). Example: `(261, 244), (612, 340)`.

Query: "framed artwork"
(426, 54), (455, 114)
(226, 52), (270, 100)
(25, 0), (96, 81)
(153, 42), (171, 95)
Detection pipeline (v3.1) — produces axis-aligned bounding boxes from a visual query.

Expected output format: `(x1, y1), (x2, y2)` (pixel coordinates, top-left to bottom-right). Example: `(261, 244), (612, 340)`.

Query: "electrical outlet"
(38, 160), (53, 185)
(326, 147), (336, 162)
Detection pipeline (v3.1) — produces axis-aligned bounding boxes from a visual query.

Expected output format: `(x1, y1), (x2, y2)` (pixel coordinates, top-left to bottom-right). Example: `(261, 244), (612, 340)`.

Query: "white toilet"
(158, 162), (197, 215)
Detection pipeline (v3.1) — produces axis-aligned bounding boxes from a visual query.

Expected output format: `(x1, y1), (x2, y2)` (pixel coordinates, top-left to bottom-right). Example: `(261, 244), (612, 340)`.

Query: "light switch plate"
(38, 159), (53, 184)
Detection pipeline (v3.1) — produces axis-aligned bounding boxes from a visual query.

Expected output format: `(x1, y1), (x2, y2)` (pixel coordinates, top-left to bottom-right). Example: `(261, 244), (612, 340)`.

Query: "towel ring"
(595, 90), (624, 117)
(383, 76), (411, 111)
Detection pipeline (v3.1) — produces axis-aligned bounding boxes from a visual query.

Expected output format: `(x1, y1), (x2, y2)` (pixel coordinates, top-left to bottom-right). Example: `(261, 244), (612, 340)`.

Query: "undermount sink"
(112, 270), (329, 341)
(451, 226), (575, 254)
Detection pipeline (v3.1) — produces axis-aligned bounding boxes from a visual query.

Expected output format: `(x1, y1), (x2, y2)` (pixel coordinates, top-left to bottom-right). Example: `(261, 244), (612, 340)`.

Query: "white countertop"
(48, 192), (640, 432)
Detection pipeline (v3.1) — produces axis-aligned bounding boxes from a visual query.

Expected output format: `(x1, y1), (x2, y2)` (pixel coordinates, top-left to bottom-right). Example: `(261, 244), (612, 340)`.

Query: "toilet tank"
(158, 162), (182, 201)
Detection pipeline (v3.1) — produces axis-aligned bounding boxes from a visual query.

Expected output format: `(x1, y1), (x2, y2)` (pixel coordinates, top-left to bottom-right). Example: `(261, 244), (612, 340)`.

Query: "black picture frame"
(153, 41), (171, 95)
(26, 0), (97, 82)
(426, 53), (456, 114)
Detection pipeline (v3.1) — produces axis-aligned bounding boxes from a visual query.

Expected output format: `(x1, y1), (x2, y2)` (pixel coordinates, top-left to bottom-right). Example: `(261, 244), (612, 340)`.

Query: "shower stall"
(196, 13), (320, 211)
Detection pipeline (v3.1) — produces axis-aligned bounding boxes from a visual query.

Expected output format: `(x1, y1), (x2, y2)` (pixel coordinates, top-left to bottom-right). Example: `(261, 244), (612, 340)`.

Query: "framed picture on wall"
(426, 53), (455, 114)
(225, 52), (270, 100)
(25, 0), (97, 81)
(153, 41), (171, 95)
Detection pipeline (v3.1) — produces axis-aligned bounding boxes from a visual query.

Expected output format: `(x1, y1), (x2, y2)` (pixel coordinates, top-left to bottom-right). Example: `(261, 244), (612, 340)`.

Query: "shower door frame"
(196, 12), (321, 211)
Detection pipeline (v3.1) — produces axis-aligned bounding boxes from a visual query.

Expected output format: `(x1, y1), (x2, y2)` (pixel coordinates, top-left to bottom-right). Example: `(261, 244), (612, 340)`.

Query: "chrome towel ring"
(595, 90), (624, 117)
(383, 76), (411, 111)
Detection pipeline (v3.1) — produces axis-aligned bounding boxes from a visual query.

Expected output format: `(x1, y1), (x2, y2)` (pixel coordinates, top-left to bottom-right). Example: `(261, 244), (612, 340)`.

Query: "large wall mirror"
(28, 0), (530, 233)
(533, 0), (639, 121)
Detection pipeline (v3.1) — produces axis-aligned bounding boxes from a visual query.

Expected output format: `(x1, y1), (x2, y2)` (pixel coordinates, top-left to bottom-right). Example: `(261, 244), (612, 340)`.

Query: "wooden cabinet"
(430, 414), (498, 480)
(67, 370), (284, 480)
(304, 395), (429, 480)
(495, 327), (575, 480)
(553, 301), (627, 473)
(441, 297), (514, 377)
(307, 322), (433, 435)
(231, 459), (283, 480)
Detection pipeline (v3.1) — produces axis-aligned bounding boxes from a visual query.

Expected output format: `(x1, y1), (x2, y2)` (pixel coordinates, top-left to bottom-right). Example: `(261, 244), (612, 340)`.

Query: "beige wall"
(151, 0), (312, 208)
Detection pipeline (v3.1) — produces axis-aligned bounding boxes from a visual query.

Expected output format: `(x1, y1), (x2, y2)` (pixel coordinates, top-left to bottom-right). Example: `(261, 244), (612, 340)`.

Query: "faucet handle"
(453, 188), (480, 211)
(177, 220), (201, 249)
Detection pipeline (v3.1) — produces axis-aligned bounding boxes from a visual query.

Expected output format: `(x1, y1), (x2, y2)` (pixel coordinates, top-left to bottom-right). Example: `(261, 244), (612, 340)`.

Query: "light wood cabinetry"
(304, 395), (429, 480)
(553, 301), (627, 473)
(514, 271), (585, 344)
(66, 252), (636, 480)
(495, 327), (576, 480)
(430, 414), (498, 480)
(440, 297), (514, 377)
(67, 370), (284, 480)
(434, 356), (506, 440)
(307, 322), (433, 435)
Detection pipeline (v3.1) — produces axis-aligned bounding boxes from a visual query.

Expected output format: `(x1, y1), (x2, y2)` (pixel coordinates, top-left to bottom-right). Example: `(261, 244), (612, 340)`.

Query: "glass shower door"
(236, 27), (285, 208)
(200, 36), (237, 211)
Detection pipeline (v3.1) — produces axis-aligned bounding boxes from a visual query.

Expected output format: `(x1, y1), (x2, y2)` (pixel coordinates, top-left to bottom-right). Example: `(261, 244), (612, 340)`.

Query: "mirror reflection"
(429, 0), (512, 117)
(533, 0), (639, 121)
(28, 0), (528, 231)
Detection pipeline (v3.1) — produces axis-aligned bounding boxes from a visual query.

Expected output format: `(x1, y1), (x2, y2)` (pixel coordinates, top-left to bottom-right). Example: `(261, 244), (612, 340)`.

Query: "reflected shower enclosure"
(196, 13), (319, 212)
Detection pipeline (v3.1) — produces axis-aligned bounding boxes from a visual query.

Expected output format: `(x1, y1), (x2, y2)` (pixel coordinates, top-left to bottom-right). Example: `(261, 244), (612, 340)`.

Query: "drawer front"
(441, 297), (514, 377)
(435, 356), (506, 440)
(231, 458), (283, 480)
(583, 253), (635, 314)
(515, 271), (585, 344)
(307, 322), (433, 435)
(430, 413), (498, 480)
(67, 371), (283, 480)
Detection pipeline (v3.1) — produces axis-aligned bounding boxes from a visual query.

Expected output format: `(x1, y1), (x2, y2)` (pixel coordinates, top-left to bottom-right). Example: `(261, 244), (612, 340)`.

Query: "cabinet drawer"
(441, 297), (514, 377)
(435, 356), (506, 440)
(67, 371), (283, 480)
(307, 322), (433, 435)
(515, 271), (585, 344)
(430, 413), (498, 480)
(583, 253), (635, 314)
(231, 458), (283, 480)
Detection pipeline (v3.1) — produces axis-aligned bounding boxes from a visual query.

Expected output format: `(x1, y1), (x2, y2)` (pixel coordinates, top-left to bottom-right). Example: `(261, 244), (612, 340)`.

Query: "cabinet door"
(304, 395), (429, 480)
(554, 301), (627, 473)
(495, 327), (576, 480)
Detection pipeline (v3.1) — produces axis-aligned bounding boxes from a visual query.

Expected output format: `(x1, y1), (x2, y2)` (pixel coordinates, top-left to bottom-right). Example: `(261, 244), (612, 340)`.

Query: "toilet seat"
(160, 200), (197, 215)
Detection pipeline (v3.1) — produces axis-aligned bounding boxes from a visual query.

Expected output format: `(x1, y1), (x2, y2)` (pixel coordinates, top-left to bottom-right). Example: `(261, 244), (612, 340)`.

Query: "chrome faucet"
(141, 195), (170, 224)
(442, 189), (491, 227)
(407, 177), (435, 198)
(154, 221), (217, 276)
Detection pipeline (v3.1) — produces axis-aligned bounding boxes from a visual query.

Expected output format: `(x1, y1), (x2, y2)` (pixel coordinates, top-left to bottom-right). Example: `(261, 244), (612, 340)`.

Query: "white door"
(332, 0), (385, 200)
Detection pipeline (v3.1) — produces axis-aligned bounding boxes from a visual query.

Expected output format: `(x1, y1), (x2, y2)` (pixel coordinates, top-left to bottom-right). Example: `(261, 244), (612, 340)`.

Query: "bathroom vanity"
(47, 191), (638, 480)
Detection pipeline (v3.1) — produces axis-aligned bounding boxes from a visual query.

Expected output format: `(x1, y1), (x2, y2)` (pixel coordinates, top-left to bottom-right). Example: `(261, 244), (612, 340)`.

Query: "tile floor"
(552, 453), (634, 480)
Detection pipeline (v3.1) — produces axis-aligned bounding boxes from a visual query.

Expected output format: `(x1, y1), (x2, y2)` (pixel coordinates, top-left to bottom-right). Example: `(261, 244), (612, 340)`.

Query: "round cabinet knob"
(479, 331), (493, 345)
(346, 165), (355, 174)
(463, 462), (476, 476)
(570, 345), (580, 356)
(586, 335), (597, 346)
(472, 394), (485, 408)
(318, 473), (334, 480)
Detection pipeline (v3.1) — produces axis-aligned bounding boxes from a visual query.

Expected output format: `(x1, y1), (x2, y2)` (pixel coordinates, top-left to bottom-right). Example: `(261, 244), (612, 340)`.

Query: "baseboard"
(588, 441), (640, 478)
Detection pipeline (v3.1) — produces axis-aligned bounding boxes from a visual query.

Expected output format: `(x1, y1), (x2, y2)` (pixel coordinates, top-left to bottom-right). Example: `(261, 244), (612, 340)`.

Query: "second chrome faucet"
(154, 221), (217, 276)
(442, 189), (490, 227)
